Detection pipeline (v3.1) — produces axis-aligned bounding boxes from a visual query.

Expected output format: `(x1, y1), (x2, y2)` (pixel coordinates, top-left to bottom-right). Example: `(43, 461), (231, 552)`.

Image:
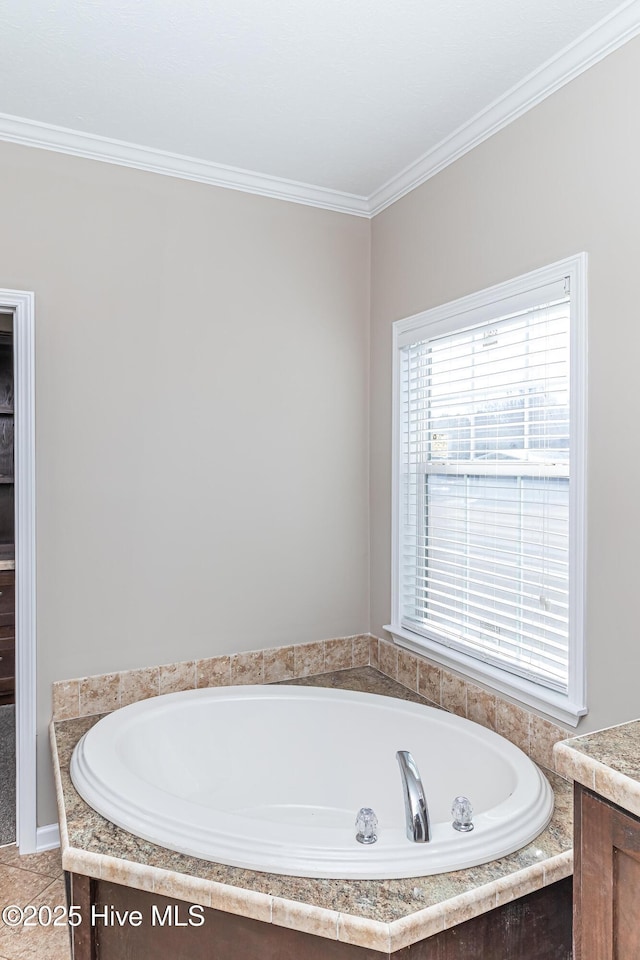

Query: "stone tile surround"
(51, 635), (371, 721)
(51, 634), (571, 774)
(370, 638), (572, 775)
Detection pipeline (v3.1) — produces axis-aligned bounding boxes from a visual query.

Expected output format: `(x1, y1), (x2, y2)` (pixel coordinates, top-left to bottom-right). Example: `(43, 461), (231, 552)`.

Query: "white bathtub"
(70, 685), (553, 879)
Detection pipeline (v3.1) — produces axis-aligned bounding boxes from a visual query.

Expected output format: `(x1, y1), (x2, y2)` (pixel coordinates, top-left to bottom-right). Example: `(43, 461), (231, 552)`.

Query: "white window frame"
(386, 254), (587, 726)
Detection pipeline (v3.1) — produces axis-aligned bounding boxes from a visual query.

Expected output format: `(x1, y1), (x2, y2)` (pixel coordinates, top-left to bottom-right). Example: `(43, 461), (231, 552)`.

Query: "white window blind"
(399, 286), (571, 692)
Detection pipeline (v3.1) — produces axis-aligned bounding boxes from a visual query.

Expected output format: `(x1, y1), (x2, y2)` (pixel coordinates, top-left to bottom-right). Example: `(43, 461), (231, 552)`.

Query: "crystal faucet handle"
(355, 807), (378, 844)
(452, 796), (474, 832)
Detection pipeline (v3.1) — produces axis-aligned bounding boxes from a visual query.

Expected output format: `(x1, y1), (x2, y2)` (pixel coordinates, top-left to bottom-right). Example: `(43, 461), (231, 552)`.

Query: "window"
(387, 256), (587, 725)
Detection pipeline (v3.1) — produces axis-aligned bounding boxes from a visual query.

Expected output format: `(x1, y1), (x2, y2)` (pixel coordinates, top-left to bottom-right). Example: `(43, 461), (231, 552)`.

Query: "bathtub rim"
(69, 683), (554, 880)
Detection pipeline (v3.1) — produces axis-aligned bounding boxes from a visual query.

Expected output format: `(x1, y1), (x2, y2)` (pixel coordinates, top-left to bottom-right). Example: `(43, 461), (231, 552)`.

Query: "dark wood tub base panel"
(68, 873), (572, 960)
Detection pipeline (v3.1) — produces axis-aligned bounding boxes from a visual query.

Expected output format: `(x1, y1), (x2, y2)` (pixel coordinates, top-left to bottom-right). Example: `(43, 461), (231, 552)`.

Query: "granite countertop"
(554, 719), (640, 819)
(51, 667), (573, 954)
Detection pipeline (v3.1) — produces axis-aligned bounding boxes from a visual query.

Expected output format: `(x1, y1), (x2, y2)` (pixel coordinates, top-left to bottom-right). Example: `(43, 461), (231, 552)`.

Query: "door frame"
(1, 288), (36, 853)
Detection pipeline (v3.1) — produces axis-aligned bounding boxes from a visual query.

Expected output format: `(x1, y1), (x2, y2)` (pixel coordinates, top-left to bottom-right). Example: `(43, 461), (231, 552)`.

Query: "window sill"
(384, 623), (587, 728)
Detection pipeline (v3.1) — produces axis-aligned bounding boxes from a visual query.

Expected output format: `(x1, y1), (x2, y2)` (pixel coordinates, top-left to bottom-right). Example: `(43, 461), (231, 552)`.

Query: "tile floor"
(0, 845), (69, 960)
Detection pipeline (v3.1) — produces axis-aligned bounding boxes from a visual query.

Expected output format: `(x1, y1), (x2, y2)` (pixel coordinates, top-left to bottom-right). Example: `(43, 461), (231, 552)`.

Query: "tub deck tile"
(337, 912), (391, 953)
(272, 897), (340, 940)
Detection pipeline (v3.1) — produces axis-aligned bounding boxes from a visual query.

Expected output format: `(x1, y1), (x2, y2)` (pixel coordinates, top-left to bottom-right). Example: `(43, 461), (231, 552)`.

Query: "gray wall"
(4, 31), (640, 829)
(0, 141), (371, 824)
(370, 36), (640, 736)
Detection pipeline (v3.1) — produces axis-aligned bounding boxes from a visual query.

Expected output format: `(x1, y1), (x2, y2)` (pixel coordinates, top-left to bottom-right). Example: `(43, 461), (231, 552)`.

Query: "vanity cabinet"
(0, 626), (14, 700)
(0, 569), (15, 626)
(574, 784), (640, 959)
(0, 573), (14, 703)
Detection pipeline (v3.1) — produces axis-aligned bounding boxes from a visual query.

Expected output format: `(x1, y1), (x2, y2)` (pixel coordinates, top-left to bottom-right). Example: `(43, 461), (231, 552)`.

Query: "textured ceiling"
(0, 0), (632, 198)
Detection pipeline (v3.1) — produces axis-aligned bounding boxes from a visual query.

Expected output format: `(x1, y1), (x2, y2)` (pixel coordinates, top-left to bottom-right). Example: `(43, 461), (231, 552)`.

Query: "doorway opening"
(0, 290), (36, 854)
(0, 312), (15, 845)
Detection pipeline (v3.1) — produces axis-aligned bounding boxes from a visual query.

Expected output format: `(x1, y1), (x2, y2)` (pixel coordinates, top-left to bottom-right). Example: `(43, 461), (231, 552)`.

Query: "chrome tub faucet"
(396, 750), (431, 843)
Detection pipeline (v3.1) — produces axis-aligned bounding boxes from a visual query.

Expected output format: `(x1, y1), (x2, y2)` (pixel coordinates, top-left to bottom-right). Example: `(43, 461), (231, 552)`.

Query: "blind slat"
(400, 296), (571, 692)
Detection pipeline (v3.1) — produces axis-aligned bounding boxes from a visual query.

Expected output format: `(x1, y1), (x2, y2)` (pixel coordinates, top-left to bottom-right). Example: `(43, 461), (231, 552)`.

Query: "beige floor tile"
(0, 864), (53, 911)
(0, 848), (62, 880)
(0, 869), (60, 958)
(0, 878), (71, 960)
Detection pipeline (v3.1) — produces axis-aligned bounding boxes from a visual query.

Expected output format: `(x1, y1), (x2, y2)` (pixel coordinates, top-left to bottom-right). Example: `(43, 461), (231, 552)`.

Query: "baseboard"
(36, 823), (60, 851)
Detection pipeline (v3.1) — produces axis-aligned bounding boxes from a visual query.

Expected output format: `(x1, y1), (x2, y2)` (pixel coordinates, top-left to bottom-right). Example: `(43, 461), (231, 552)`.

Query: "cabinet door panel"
(0, 571), (14, 626)
(575, 785), (640, 960)
(616, 848), (640, 956)
(0, 624), (14, 695)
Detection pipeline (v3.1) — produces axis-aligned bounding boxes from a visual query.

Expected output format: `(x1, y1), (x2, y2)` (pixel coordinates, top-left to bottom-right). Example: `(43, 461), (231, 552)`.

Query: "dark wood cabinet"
(574, 784), (640, 960)
(68, 873), (572, 960)
(0, 582), (14, 703)
(0, 624), (14, 698)
(0, 570), (15, 626)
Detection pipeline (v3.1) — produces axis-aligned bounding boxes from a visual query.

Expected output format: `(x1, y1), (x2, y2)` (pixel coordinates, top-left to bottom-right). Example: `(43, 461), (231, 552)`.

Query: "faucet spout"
(396, 750), (431, 843)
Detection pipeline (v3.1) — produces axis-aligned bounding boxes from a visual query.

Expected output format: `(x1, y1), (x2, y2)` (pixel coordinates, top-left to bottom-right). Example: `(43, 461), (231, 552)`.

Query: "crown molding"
(0, 112), (371, 218)
(368, 0), (640, 216)
(0, 0), (638, 219)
